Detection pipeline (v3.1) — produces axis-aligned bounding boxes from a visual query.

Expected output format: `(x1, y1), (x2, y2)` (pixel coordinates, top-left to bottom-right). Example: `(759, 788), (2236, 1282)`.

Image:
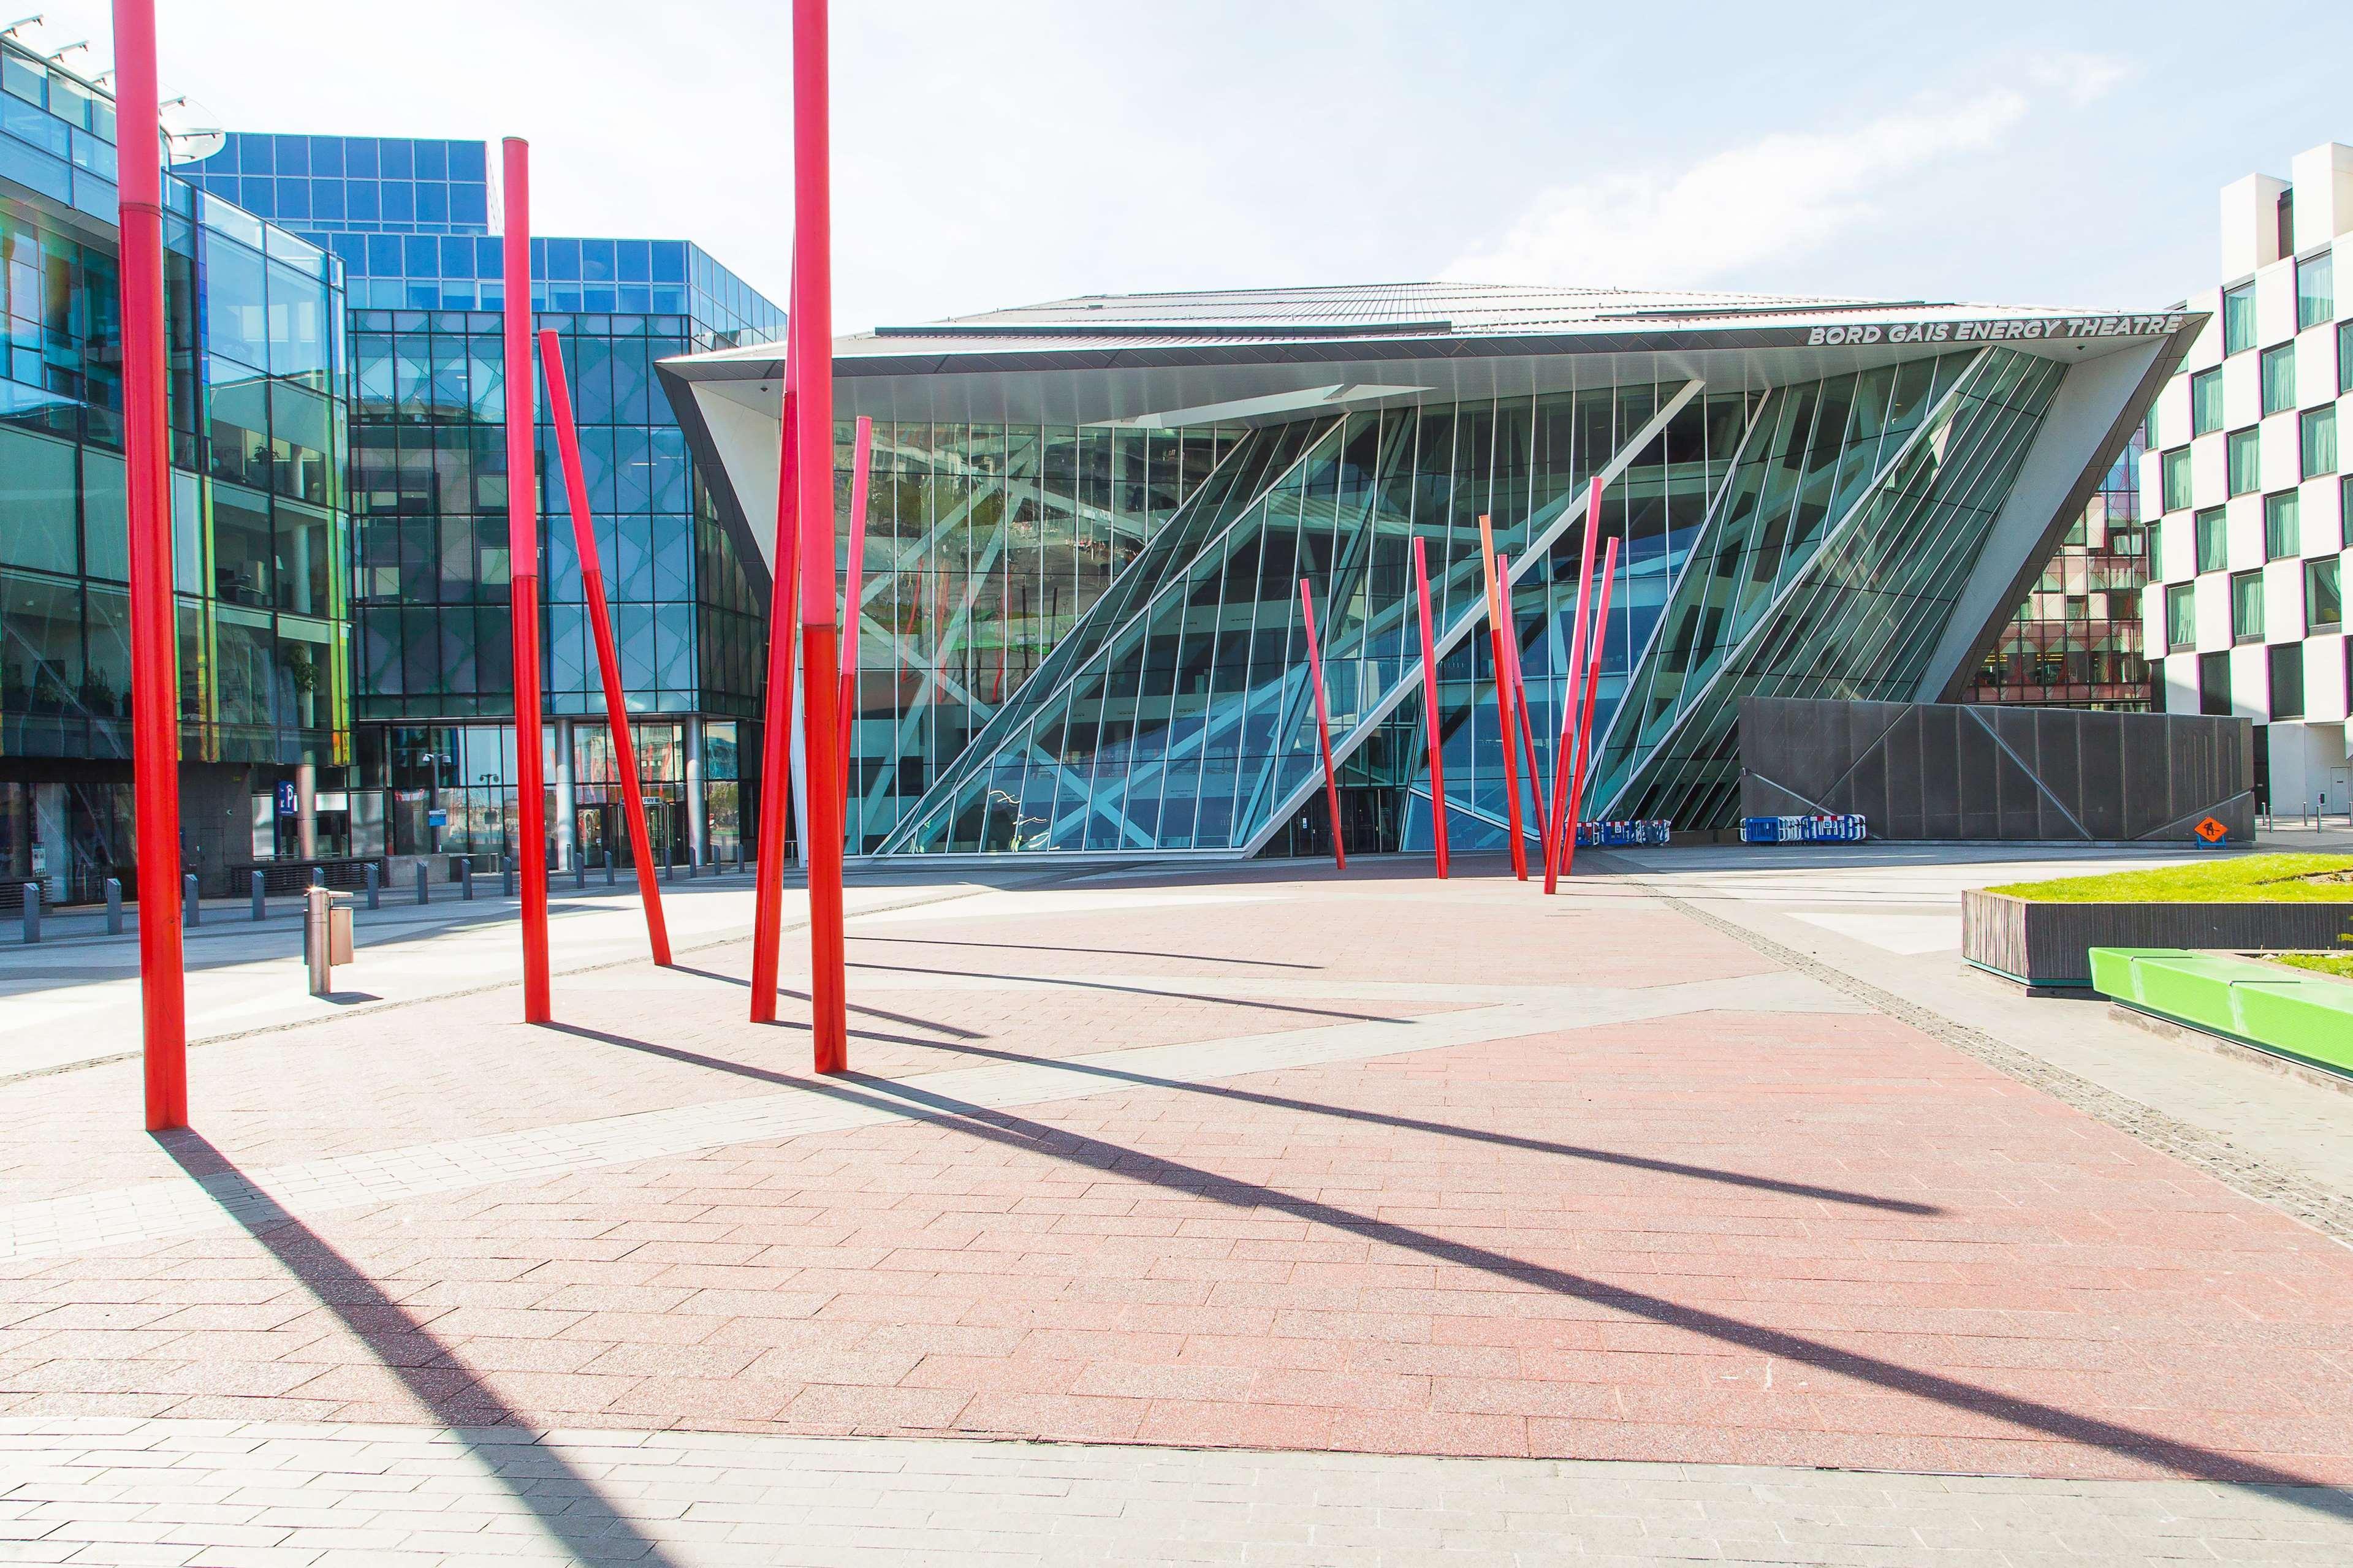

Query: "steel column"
(1297, 578), (1345, 871)
(537, 328), (672, 964)
(1411, 536), (1448, 879)
(791, 0), (849, 1074)
(112, 0), (186, 1130)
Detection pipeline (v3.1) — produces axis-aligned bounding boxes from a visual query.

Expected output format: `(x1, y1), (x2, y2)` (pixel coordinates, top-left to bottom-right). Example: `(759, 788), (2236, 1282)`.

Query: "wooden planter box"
(1961, 890), (2353, 990)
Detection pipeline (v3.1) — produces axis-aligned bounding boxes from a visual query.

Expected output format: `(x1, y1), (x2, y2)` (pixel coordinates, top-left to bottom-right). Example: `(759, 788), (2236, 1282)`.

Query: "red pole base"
(802, 625), (849, 1074)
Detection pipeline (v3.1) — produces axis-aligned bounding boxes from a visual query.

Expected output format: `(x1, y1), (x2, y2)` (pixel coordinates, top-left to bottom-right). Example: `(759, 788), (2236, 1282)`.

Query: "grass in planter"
(1985, 853), (2353, 903)
(2272, 952), (2353, 979)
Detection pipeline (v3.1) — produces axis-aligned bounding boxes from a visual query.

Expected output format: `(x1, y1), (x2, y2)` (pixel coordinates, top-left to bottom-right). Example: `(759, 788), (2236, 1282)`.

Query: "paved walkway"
(6, 853), (2353, 1563)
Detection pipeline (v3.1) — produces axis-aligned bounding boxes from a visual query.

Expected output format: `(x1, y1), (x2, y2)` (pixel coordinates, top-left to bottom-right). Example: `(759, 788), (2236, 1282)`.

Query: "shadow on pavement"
(154, 1129), (688, 1567)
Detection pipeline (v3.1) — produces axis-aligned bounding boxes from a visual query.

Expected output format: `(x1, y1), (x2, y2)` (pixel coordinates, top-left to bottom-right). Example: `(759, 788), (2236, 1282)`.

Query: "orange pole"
(112, 0), (186, 1129)
(538, 330), (671, 964)
(1298, 578), (1345, 870)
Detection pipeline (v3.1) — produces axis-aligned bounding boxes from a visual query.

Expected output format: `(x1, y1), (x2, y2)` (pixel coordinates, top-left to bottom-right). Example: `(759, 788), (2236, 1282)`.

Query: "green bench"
(2089, 948), (2353, 1074)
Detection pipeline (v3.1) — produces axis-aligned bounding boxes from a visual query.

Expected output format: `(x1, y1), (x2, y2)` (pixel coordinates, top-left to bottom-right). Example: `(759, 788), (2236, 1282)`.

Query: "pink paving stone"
(5, 866), (2353, 1486)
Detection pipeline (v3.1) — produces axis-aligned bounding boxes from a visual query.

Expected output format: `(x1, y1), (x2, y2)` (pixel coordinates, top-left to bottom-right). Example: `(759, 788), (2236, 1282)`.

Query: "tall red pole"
(1298, 579), (1345, 871)
(837, 417), (872, 803)
(538, 330), (672, 965)
(113, 0), (185, 1131)
(1560, 536), (1620, 882)
(1480, 519), (1525, 880)
(1499, 552), (1547, 879)
(1411, 536), (1448, 879)
(748, 271), (801, 1025)
(792, 0), (850, 1074)
(500, 139), (552, 1021)
(1544, 476), (1603, 895)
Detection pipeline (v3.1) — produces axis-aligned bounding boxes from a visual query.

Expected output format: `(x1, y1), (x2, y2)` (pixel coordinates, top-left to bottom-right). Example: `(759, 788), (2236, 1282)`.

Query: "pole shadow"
(153, 1129), (686, 1567)
(851, 935), (1322, 970)
(844, 960), (1404, 1026)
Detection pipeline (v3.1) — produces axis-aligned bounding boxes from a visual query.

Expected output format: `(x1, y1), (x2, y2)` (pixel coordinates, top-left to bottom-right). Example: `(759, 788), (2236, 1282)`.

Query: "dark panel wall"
(1738, 698), (2254, 843)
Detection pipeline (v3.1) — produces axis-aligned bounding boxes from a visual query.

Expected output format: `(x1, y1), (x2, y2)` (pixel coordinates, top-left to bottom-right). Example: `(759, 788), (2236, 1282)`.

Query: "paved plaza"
(5, 849), (2353, 1564)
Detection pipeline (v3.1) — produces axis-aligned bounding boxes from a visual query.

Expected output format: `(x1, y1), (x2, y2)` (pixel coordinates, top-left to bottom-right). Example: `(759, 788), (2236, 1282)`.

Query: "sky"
(17, 1), (2353, 333)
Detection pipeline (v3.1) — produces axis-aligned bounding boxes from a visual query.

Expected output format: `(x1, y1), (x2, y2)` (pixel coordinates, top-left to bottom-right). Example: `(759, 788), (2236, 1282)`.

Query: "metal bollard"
(416, 863), (429, 906)
(574, 855), (585, 891)
(502, 855), (514, 898)
(310, 866), (325, 888)
(460, 860), (474, 901)
(365, 862), (380, 911)
(18, 883), (36, 944)
(105, 878), (123, 934)
(251, 869), (267, 922)
(604, 851), (615, 887)
(184, 873), (200, 928)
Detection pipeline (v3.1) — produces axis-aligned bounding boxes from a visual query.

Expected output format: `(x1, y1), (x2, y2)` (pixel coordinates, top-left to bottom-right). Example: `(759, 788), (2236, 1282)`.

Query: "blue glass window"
(310, 178), (345, 221)
(439, 237), (474, 278)
(276, 135), (309, 175)
(381, 182), (414, 224)
(346, 137), (378, 178)
(449, 141), (487, 181)
(475, 237), (503, 278)
(416, 182), (449, 225)
(651, 243), (685, 284)
(546, 238), (582, 282)
(617, 240), (651, 283)
(379, 140), (413, 179)
(239, 176), (274, 216)
(402, 235), (439, 278)
(310, 136), (344, 177)
(347, 181), (379, 223)
(241, 135), (273, 174)
(273, 176), (310, 219)
(415, 140), (447, 180)
(450, 184), (487, 227)
(582, 238), (615, 282)
(365, 233), (403, 276)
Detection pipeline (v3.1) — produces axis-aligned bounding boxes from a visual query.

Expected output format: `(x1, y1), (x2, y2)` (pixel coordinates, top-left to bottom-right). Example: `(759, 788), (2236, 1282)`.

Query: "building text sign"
(1804, 312), (2191, 347)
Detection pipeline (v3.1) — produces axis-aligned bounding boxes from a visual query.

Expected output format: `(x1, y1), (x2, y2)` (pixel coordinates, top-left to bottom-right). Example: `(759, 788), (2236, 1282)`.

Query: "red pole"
(500, 139), (552, 1021)
(1560, 536), (1620, 881)
(837, 416), (872, 803)
(1298, 578), (1346, 871)
(1544, 475), (1603, 895)
(537, 330), (672, 965)
(748, 270), (802, 1025)
(791, 0), (850, 1074)
(1411, 535), (1448, 879)
(1480, 519), (1525, 881)
(113, 0), (185, 1131)
(1499, 552), (1548, 881)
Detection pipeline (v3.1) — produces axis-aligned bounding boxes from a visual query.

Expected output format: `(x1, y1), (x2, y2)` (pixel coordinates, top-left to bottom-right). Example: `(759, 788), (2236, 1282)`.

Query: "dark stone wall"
(1737, 699), (2254, 843)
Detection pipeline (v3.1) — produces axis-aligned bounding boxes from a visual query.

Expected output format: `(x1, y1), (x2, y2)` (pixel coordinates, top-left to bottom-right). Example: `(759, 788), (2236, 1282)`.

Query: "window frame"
(2297, 250), (2335, 333)
(2226, 426), (2261, 496)
(2308, 556), (2344, 634)
(2161, 445), (2193, 512)
(2229, 568), (2265, 644)
(2260, 343), (2297, 415)
(2268, 641), (2305, 719)
(2301, 404), (2337, 480)
(2191, 368), (2226, 435)
(2263, 490), (2300, 560)
(2193, 506), (2229, 574)
(2165, 581), (2195, 650)
(2222, 282), (2257, 355)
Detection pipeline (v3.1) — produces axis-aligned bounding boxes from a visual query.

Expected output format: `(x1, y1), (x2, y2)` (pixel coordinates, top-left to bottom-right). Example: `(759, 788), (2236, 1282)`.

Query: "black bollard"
(184, 873), (200, 928)
(416, 862), (430, 906)
(366, 862), (380, 911)
(105, 877), (123, 935)
(251, 869), (266, 922)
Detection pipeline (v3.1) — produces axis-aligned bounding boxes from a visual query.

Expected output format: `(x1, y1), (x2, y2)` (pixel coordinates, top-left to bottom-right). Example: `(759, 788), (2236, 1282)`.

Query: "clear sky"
(20, 1), (2353, 331)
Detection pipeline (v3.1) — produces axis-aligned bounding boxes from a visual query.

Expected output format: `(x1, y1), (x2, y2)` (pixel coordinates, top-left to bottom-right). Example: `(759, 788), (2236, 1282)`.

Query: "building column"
(553, 719), (576, 872)
(685, 716), (708, 868)
(295, 762), (317, 860)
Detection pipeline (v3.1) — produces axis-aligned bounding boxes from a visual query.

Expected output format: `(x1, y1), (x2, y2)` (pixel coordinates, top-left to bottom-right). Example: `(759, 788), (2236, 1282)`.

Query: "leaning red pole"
(791, 0), (850, 1074)
(500, 139), (552, 1021)
(537, 330), (672, 965)
(748, 270), (802, 1025)
(1560, 536), (1620, 882)
(1480, 519), (1525, 881)
(837, 417), (872, 801)
(1499, 552), (1548, 880)
(1411, 536), (1448, 879)
(1544, 475), (1604, 895)
(1298, 579), (1345, 871)
(113, 0), (185, 1131)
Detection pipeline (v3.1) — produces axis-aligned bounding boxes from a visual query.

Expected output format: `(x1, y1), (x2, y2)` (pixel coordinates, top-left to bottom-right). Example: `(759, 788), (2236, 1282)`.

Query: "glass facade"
(3, 37), (353, 904)
(178, 132), (781, 866)
(1965, 429), (2150, 710)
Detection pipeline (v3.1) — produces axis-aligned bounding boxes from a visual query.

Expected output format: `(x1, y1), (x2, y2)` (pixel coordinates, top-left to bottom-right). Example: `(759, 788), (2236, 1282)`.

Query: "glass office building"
(667, 284), (2197, 857)
(3, 37), (353, 906)
(178, 132), (782, 872)
(1964, 429), (2153, 711)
